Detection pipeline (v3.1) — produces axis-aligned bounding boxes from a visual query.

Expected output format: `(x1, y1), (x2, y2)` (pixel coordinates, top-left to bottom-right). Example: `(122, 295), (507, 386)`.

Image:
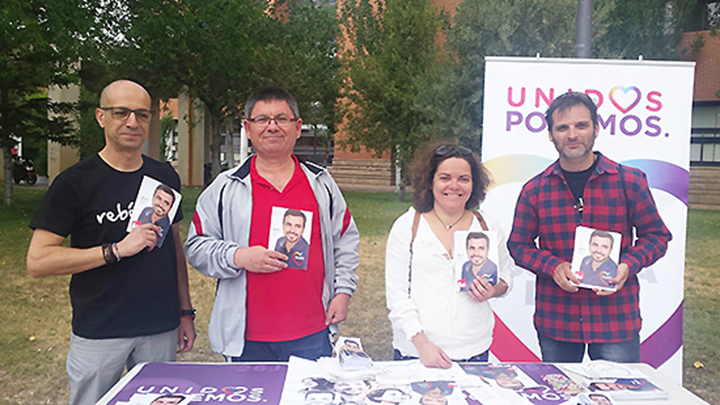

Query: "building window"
(691, 104), (720, 166)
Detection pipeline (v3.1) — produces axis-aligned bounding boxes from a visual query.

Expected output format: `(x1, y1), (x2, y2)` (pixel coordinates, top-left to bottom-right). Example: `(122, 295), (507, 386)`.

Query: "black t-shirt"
(562, 154), (600, 203)
(30, 155), (183, 339)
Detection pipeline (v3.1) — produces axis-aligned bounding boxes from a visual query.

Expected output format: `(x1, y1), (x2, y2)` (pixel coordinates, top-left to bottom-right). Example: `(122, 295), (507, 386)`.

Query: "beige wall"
(47, 84), (80, 185)
(177, 91), (211, 186)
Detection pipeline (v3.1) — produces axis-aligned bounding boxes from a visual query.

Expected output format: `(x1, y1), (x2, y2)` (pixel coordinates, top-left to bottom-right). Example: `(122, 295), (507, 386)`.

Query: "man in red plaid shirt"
(507, 92), (671, 362)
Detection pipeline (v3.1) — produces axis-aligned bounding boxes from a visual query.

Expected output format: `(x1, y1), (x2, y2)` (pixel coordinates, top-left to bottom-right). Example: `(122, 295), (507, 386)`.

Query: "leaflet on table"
(583, 378), (667, 401)
(575, 392), (619, 405)
(569, 226), (622, 292)
(461, 364), (582, 405)
(98, 362), (288, 405)
(282, 357), (472, 405)
(560, 361), (648, 381)
(127, 176), (182, 248)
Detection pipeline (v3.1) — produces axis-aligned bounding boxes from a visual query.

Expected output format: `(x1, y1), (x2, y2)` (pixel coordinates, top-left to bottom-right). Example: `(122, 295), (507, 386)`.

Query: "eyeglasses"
(434, 144), (473, 157)
(100, 107), (153, 124)
(249, 115), (298, 127)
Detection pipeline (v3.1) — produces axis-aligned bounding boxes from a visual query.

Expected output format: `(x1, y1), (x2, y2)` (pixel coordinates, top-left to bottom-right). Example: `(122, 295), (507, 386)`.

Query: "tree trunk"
(2, 86), (14, 206)
(394, 145), (406, 202)
(4, 146), (14, 206)
(207, 113), (223, 182)
(226, 119), (236, 168)
(396, 162), (406, 202)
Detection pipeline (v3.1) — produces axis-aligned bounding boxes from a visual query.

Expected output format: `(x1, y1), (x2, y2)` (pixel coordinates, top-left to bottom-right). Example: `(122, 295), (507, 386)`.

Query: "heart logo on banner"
(609, 86), (641, 114)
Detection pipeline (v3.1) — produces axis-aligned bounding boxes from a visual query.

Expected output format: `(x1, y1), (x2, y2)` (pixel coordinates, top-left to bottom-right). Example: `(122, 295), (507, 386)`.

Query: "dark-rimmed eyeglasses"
(248, 115), (298, 127)
(434, 144), (473, 157)
(100, 107), (153, 124)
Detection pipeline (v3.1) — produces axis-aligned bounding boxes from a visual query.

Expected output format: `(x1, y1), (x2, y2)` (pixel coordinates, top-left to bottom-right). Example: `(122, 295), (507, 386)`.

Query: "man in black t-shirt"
(27, 80), (195, 405)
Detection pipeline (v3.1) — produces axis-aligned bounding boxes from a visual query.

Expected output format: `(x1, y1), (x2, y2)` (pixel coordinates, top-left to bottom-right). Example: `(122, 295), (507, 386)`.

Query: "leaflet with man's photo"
(269, 206), (313, 270)
(570, 226), (622, 292)
(127, 176), (182, 248)
(461, 364), (541, 391)
(453, 230), (499, 291)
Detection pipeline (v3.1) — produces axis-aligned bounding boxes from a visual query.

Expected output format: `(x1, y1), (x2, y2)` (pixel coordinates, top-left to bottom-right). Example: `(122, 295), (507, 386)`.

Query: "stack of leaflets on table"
(583, 378), (667, 401)
(334, 337), (373, 371)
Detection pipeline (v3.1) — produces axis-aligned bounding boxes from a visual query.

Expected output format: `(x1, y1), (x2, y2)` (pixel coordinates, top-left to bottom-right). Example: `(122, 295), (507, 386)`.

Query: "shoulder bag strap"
(407, 211), (422, 296)
(472, 210), (489, 231)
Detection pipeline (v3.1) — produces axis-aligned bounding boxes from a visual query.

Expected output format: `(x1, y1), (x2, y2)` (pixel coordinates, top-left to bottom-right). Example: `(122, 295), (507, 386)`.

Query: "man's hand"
(595, 263), (630, 296)
(325, 293), (351, 325)
(552, 262), (580, 293)
(234, 246), (287, 273)
(468, 277), (496, 303)
(177, 317), (196, 354)
(117, 223), (160, 257)
(412, 332), (452, 369)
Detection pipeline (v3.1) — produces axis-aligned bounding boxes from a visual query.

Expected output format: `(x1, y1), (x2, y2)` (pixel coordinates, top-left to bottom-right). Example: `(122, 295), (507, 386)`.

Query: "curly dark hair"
(409, 141), (491, 213)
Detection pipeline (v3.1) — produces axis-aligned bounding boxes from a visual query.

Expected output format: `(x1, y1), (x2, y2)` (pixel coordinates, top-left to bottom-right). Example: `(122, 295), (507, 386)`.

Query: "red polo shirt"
(245, 156), (326, 341)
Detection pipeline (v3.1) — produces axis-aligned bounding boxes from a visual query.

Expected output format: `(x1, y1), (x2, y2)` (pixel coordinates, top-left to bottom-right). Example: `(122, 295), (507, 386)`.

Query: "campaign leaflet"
(269, 206), (313, 271)
(127, 176), (182, 248)
(454, 231), (500, 291)
(569, 226), (622, 292)
(461, 363), (584, 405)
(584, 378), (667, 401)
(97, 363), (287, 405)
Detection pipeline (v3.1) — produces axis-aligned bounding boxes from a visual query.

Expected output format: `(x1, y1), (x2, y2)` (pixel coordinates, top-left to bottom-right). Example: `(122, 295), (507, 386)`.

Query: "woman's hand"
(468, 277), (496, 302)
(412, 332), (453, 369)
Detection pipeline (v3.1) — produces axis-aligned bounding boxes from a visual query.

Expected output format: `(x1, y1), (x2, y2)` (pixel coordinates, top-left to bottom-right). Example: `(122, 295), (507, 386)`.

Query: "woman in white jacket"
(385, 142), (513, 368)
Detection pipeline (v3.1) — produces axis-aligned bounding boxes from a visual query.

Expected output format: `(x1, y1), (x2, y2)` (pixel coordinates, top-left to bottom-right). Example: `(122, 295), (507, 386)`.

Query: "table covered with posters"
(97, 359), (708, 405)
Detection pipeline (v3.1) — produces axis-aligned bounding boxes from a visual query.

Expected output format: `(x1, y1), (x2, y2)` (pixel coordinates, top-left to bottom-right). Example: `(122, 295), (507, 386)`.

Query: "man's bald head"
(100, 80), (151, 108)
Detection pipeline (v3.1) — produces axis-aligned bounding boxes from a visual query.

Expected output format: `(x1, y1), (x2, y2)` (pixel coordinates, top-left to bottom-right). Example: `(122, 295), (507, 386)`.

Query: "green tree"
(423, 0), (578, 156)
(107, 0), (270, 177)
(339, 0), (444, 200)
(0, 0), (93, 205)
(270, 0), (341, 165)
(594, 0), (703, 60)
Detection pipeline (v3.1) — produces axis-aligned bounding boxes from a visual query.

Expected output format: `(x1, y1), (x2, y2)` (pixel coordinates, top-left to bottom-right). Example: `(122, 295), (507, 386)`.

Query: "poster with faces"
(269, 206), (313, 270)
(570, 226), (622, 292)
(127, 176), (182, 248)
(453, 230), (499, 291)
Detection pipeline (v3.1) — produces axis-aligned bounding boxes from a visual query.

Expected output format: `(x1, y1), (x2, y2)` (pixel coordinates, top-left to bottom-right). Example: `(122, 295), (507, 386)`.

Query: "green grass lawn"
(1, 186), (717, 404)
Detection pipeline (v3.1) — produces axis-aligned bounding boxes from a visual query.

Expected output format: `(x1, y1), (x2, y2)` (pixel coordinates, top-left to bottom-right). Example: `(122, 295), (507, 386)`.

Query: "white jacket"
(185, 156), (360, 356)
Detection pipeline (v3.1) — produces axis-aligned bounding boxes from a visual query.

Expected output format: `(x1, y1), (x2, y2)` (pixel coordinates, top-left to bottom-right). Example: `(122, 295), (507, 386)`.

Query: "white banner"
(481, 57), (694, 384)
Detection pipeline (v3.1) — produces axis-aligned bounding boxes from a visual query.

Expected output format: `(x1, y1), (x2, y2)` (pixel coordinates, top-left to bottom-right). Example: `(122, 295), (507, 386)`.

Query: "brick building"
(680, 30), (720, 209)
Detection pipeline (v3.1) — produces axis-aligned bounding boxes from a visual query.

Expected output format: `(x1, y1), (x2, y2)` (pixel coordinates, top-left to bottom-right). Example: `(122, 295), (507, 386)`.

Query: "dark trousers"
(537, 331), (640, 363)
(226, 329), (332, 362)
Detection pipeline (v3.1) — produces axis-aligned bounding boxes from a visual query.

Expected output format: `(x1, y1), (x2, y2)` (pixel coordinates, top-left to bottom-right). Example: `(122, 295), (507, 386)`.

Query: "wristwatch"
(180, 308), (197, 319)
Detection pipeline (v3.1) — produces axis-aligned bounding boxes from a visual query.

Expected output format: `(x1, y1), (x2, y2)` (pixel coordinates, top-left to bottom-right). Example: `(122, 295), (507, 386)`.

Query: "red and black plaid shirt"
(507, 153), (671, 343)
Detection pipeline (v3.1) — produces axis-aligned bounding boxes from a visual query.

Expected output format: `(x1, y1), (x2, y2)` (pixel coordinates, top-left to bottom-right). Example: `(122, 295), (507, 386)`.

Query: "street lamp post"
(576, 0), (593, 58)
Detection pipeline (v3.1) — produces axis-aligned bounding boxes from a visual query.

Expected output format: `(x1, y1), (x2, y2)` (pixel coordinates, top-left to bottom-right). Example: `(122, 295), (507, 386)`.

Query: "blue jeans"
(393, 348), (489, 363)
(537, 332), (640, 363)
(226, 329), (332, 362)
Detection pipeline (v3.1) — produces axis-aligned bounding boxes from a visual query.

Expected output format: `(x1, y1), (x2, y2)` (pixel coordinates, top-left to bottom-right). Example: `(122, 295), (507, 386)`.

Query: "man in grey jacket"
(185, 87), (360, 361)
